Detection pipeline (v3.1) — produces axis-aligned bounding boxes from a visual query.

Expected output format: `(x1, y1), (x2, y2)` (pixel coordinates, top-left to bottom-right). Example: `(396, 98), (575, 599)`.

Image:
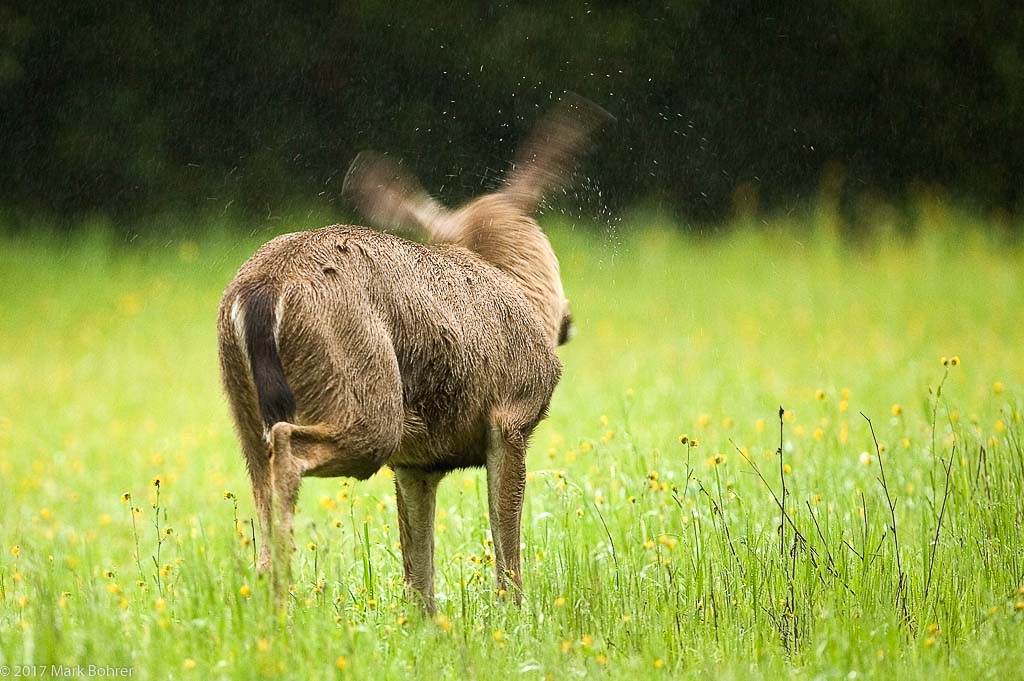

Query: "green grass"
(1, 211), (1023, 680)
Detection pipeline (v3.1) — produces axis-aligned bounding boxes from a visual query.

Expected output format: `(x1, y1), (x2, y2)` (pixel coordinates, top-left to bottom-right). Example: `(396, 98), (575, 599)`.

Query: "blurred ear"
(557, 303), (575, 346)
(343, 151), (454, 242)
(503, 93), (615, 215)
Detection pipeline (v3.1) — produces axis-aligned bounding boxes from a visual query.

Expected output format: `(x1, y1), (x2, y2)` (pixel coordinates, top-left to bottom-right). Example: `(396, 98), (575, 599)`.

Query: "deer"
(216, 95), (611, 612)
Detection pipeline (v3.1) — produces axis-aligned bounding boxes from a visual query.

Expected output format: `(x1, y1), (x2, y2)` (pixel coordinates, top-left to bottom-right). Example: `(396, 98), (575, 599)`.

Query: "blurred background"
(2, 1), (1023, 233)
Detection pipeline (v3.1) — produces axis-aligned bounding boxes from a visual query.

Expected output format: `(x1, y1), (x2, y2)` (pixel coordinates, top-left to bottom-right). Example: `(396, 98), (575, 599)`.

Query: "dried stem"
(924, 446), (956, 601)
(778, 406), (787, 561)
(125, 494), (145, 584)
(593, 502), (621, 592)
(861, 411), (908, 619)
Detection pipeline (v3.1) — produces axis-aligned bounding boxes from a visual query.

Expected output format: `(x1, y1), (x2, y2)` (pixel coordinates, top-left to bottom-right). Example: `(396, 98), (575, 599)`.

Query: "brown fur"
(216, 95), (611, 610)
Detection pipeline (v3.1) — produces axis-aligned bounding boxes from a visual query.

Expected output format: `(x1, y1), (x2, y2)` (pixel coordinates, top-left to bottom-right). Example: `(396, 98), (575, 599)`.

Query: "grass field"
(1, 208), (1023, 680)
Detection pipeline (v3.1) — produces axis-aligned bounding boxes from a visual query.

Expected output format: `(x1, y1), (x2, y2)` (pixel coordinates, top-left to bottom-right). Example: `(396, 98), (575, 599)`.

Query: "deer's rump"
(218, 226), (561, 472)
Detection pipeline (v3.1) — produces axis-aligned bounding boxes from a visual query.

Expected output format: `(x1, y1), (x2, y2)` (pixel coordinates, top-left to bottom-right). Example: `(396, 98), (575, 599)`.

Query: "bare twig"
(125, 493), (145, 584)
(929, 368), (949, 458)
(924, 446), (956, 601)
(691, 482), (744, 578)
(728, 440), (806, 547)
(859, 490), (869, 568)
(250, 519), (257, 568)
(861, 412), (908, 619)
(730, 435), (852, 597)
(593, 502), (621, 592)
(778, 406), (787, 561)
(776, 406), (799, 648)
(805, 500), (855, 596)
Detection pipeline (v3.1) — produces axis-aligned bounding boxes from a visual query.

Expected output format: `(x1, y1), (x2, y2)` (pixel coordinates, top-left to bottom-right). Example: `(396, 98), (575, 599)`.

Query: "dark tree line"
(2, 1), (1022, 228)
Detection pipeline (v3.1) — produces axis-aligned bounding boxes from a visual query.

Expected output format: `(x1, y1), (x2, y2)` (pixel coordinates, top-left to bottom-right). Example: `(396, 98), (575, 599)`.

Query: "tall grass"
(0, 211), (1022, 679)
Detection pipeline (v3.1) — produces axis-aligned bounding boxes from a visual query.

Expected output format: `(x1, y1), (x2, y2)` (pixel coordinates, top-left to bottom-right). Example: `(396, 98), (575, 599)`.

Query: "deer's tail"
(238, 285), (296, 439)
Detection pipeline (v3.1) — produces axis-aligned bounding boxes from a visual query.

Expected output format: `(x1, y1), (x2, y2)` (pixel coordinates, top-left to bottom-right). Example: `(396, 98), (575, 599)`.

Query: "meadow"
(1, 206), (1022, 679)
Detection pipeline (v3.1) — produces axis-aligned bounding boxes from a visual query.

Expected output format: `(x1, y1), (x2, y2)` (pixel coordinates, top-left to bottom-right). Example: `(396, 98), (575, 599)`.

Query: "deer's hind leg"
(395, 467), (443, 613)
(266, 314), (405, 581)
(266, 417), (402, 580)
(240, 431), (274, 573)
(486, 418), (531, 604)
(220, 340), (275, 574)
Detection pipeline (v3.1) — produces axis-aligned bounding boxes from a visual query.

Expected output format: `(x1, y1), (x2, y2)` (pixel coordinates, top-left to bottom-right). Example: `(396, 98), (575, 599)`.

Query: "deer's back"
(219, 225), (561, 471)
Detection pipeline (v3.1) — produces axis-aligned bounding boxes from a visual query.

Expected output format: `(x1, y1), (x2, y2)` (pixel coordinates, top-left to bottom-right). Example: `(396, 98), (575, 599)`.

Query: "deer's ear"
(503, 93), (614, 215)
(557, 303), (575, 346)
(343, 151), (452, 242)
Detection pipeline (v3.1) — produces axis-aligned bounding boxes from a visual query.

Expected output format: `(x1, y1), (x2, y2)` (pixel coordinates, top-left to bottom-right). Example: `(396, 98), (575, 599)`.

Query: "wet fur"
(220, 227), (559, 473)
